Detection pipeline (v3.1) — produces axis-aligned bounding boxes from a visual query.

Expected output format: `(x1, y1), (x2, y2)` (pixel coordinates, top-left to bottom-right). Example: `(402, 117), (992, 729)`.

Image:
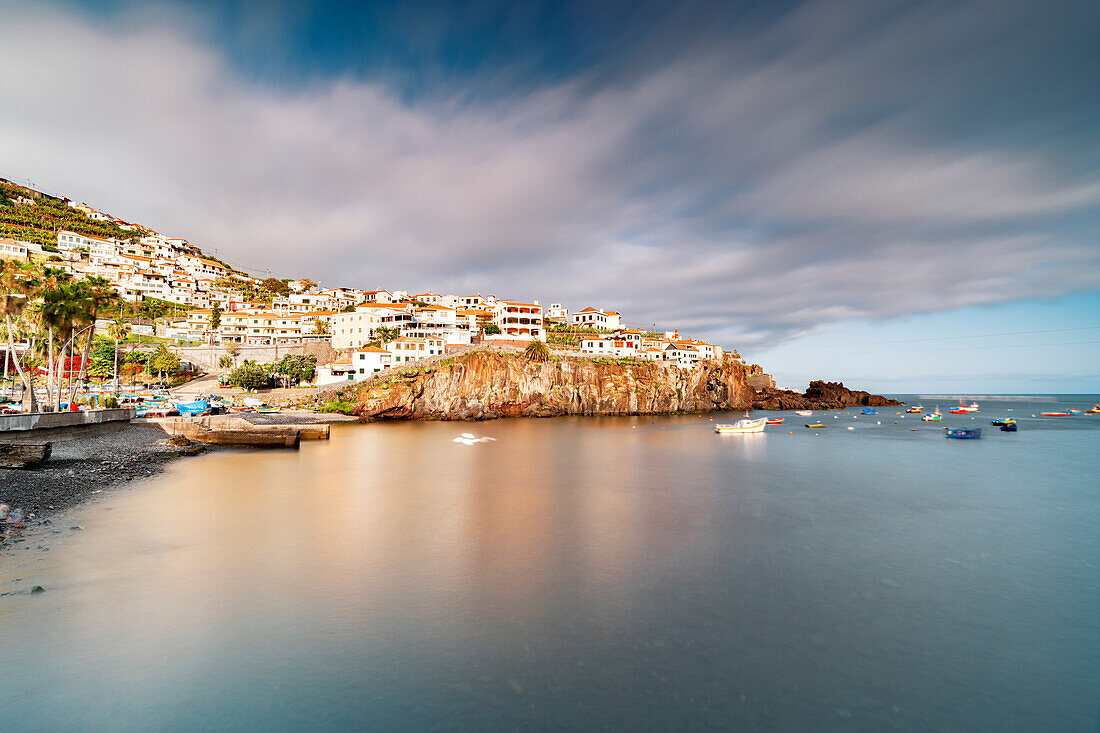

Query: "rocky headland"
(321, 350), (898, 421)
(751, 381), (904, 411)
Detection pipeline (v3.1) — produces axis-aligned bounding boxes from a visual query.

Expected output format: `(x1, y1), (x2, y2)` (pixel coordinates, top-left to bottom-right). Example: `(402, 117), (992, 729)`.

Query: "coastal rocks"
(347, 351), (754, 421)
(0, 442), (52, 468)
(751, 381), (903, 411)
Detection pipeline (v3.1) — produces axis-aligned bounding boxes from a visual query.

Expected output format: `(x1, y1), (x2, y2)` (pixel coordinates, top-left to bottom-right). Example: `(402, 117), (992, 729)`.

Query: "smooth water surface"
(2, 396), (1099, 731)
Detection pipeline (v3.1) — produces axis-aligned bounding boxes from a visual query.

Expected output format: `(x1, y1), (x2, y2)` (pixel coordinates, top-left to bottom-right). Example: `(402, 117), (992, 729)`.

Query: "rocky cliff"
(751, 381), (903, 410)
(342, 350), (754, 420)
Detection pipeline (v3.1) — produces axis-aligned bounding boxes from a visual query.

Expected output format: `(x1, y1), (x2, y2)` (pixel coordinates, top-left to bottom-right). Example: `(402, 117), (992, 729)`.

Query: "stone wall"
(177, 341), (335, 371)
(0, 407), (136, 442)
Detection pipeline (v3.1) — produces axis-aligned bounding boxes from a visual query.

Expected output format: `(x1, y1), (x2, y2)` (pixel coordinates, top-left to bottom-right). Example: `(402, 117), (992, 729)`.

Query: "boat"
(1066, 408), (1082, 415)
(905, 405), (923, 413)
(804, 423), (827, 428)
(990, 418), (1015, 426)
(1000, 422), (1018, 432)
(860, 408), (876, 415)
(921, 409), (942, 422)
(141, 402), (177, 418)
(795, 410), (812, 417)
(765, 418), (784, 425)
(229, 405), (253, 413)
(714, 417), (767, 434)
(1040, 412), (1069, 417)
(176, 400), (210, 417)
(1086, 404), (1100, 414)
(254, 405), (281, 414)
(945, 428), (982, 439)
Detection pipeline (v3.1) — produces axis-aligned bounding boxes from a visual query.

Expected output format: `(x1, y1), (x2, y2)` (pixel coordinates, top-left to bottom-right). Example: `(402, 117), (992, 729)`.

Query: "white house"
(572, 307), (621, 329)
(351, 346), (393, 376)
(386, 336), (445, 365)
(492, 300), (543, 340)
(579, 336), (638, 358)
(545, 303), (569, 324)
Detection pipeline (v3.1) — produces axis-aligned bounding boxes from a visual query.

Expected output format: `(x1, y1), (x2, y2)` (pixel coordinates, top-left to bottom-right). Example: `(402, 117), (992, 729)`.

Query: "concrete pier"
(0, 408), (136, 443)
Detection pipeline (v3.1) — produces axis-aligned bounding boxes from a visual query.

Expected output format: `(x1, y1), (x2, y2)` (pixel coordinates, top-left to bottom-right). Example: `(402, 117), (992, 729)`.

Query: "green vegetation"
(524, 340), (550, 361)
(0, 181), (141, 246)
(226, 359), (268, 390)
(273, 353), (317, 385)
(147, 344), (181, 378)
(483, 323), (501, 335)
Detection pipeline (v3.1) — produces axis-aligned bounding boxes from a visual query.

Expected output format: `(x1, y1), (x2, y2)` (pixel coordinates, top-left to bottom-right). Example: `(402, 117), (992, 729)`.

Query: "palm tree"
(108, 318), (130, 395)
(312, 319), (330, 336)
(41, 280), (92, 410)
(524, 340), (550, 362)
(38, 267), (72, 408)
(69, 276), (116, 403)
(0, 260), (41, 411)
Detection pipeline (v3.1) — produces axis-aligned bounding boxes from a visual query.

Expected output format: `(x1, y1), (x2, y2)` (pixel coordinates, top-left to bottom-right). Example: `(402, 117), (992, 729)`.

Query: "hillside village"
(1, 178), (741, 387)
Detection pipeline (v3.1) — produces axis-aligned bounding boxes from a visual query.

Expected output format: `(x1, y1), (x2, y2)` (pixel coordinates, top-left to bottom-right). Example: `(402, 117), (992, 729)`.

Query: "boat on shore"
(255, 405), (281, 414)
(946, 428), (982, 439)
(714, 417), (767, 434)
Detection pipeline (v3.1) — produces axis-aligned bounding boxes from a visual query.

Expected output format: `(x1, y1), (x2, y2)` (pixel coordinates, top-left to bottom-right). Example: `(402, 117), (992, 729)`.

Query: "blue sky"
(1, 0), (1098, 391)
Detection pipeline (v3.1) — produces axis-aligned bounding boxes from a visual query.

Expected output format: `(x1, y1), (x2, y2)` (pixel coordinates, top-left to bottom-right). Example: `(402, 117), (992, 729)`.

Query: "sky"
(0, 0), (1097, 392)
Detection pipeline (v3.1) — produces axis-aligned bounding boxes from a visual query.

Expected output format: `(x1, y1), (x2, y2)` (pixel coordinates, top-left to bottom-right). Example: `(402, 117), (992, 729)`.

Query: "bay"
(2, 395), (1098, 731)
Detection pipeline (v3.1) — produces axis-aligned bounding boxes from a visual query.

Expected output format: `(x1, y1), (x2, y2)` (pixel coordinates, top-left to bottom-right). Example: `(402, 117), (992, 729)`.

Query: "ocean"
(1, 395), (1098, 731)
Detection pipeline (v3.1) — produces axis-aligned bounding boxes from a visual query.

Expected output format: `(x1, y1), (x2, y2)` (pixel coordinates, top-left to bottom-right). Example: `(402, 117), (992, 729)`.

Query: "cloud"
(0, 0), (1097, 349)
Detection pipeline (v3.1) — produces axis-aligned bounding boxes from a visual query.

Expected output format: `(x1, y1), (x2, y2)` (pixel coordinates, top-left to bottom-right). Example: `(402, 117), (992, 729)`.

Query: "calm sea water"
(1, 395), (1098, 731)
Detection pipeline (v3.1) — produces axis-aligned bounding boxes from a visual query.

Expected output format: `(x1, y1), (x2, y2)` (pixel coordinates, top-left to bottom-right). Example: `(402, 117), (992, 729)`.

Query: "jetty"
(143, 415), (330, 448)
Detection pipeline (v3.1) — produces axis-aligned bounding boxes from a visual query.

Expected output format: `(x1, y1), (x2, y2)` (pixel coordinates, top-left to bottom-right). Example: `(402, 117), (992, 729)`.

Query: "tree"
(0, 260), (41, 411)
(296, 278), (317, 291)
(107, 319), (129, 391)
(41, 279), (92, 410)
(312, 318), (330, 335)
(69, 276), (117, 403)
(147, 345), (180, 380)
(374, 326), (400, 343)
(226, 360), (268, 390)
(524, 340), (550, 362)
(224, 342), (239, 367)
(261, 277), (290, 297)
(483, 323), (501, 335)
(274, 354), (317, 385)
(210, 301), (221, 330)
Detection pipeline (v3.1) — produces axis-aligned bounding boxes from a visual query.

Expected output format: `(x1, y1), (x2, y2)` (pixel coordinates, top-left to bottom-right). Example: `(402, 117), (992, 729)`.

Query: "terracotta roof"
(354, 346), (389, 353)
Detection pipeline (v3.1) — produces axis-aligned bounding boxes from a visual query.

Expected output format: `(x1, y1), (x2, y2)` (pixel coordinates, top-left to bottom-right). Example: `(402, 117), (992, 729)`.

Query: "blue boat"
(1000, 422), (1018, 432)
(175, 400), (209, 416)
(990, 418), (1014, 426)
(861, 408), (876, 414)
(945, 428), (982, 439)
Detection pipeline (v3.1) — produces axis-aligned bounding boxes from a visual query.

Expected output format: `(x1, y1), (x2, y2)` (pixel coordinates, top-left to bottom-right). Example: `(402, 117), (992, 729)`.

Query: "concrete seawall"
(144, 415), (329, 447)
(0, 408), (136, 443)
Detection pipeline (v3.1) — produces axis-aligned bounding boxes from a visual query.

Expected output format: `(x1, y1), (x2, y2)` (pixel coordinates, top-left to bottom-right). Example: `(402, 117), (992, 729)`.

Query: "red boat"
(948, 408), (970, 414)
(1041, 412), (1069, 417)
(766, 418), (784, 425)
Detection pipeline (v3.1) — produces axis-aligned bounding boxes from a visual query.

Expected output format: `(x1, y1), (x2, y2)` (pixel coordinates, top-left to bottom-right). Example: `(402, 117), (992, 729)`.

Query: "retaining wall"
(0, 407), (136, 442)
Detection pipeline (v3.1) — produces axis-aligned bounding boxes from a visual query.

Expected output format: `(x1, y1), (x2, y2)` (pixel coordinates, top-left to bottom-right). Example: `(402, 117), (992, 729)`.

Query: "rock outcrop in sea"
(332, 351), (898, 421)
(751, 381), (903, 410)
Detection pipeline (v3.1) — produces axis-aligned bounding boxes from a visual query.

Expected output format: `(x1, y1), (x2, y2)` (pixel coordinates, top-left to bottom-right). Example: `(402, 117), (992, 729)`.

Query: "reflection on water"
(2, 404), (1099, 732)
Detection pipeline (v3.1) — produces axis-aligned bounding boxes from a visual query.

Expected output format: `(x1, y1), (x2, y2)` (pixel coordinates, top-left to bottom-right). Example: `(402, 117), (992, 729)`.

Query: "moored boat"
(1000, 422), (1018, 432)
(714, 417), (767, 434)
(921, 410), (942, 422)
(906, 405), (923, 413)
(1087, 404), (1100, 414)
(804, 423), (827, 428)
(1066, 408), (1082, 415)
(765, 418), (784, 425)
(945, 428), (982, 439)
(990, 418), (1015, 426)
(861, 408), (876, 415)
(1040, 411), (1069, 417)
(795, 410), (812, 417)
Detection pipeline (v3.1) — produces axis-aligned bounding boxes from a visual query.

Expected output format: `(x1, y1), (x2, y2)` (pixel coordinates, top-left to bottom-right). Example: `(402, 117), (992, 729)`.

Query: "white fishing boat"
(714, 417), (767, 434)
(795, 410), (812, 417)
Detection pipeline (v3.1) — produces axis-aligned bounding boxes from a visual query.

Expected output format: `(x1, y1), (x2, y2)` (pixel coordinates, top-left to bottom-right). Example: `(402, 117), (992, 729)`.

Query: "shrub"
(102, 396), (119, 409)
(226, 360), (269, 390)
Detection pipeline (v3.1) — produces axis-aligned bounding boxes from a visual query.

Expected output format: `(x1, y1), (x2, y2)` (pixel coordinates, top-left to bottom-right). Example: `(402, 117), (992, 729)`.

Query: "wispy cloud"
(1, 0), (1096, 347)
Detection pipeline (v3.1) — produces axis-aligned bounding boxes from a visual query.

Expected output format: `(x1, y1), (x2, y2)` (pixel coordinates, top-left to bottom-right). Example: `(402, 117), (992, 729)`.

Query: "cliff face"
(347, 351), (753, 420)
